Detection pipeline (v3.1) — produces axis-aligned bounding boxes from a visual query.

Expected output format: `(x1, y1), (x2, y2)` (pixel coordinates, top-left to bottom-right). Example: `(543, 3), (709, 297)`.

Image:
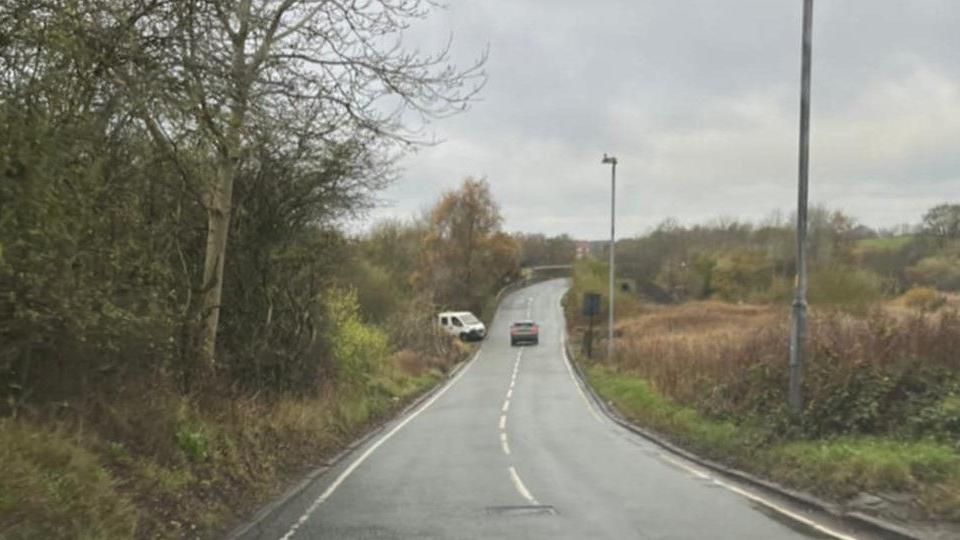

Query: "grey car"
(510, 320), (539, 346)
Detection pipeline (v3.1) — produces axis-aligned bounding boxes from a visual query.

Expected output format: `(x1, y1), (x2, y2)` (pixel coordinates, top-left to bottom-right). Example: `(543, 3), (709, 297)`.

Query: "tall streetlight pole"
(602, 154), (617, 362)
(789, 0), (814, 414)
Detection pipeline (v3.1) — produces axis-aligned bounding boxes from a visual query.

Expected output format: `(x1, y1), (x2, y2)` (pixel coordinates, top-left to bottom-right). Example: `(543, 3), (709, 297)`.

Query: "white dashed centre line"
(509, 466), (539, 505)
(498, 325), (542, 503)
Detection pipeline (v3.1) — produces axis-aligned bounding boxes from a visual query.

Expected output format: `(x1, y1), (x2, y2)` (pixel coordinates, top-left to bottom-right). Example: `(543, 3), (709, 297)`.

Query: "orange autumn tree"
(416, 178), (520, 312)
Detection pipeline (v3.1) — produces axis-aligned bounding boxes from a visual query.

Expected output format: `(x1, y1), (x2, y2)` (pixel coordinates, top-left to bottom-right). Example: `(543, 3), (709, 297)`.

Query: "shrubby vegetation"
(566, 203), (960, 523)
(0, 1), (518, 537)
(512, 233), (577, 267)
(413, 178), (520, 314)
(607, 205), (960, 309)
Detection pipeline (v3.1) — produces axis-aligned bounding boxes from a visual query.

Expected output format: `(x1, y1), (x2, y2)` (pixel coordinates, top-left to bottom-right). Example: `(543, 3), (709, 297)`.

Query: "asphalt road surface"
(241, 279), (860, 540)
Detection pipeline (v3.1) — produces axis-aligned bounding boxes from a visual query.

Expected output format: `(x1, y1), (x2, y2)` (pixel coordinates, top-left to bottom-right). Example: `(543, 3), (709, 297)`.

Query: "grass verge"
(585, 364), (960, 522)
(0, 352), (459, 539)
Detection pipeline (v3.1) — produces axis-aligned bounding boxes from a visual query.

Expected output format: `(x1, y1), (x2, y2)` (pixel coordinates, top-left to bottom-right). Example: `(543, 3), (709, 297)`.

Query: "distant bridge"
(522, 265), (573, 279)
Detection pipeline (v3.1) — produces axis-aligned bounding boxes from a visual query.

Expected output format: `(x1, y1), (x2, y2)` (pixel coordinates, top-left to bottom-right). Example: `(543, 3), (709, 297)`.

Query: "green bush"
(710, 249), (773, 302)
(567, 258), (641, 322)
(349, 258), (400, 324)
(175, 427), (210, 463)
(906, 256), (960, 291)
(327, 288), (390, 386)
(911, 393), (960, 439)
(809, 265), (882, 315)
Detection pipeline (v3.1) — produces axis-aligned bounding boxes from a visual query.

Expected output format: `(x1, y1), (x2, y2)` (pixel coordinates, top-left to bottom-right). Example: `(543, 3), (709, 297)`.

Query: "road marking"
(656, 454), (856, 540)
(500, 432), (511, 455)
(502, 399), (510, 413)
(506, 388), (513, 399)
(554, 289), (855, 539)
(278, 350), (481, 540)
(659, 453), (713, 480)
(499, 414), (506, 430)
(509, 466), (539, 505)
(559, 331), (604, 424)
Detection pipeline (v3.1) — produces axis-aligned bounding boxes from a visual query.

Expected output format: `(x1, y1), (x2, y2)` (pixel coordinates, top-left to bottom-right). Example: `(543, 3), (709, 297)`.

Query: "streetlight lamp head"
(602, 154), (617, 165)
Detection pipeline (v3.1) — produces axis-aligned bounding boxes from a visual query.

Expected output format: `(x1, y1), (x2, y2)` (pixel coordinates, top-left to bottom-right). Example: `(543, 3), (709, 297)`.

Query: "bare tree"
(103, 0), (485, 371)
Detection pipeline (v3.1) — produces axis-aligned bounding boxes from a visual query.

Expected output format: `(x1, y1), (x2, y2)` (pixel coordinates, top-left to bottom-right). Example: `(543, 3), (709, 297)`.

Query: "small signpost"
(582, 292), (601, 358)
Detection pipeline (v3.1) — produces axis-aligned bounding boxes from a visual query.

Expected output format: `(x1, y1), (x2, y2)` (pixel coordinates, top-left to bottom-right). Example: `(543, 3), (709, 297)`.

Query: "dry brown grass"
(617, 301), (780, 338)
(601, 300), (960, 435)
(391, 344), (462, 376)
(612, 301), (785, 405)
(579, 298), (960, 524)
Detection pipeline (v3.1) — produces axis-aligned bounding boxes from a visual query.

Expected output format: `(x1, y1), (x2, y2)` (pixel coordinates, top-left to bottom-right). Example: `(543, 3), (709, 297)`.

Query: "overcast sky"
(363, 0), (960, 239)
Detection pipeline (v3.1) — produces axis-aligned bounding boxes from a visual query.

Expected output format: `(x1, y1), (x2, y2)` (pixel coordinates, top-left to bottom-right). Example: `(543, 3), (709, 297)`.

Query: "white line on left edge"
(278, 350), (481, 540)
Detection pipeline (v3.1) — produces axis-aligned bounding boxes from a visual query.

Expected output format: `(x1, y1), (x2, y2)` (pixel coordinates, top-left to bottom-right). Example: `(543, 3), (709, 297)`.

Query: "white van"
(437, 311), (486, 341)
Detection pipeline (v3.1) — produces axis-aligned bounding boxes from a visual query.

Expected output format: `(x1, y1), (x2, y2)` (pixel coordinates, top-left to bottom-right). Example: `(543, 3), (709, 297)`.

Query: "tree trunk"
(198, 5), (250, 371)
(199, 167), (235, 369)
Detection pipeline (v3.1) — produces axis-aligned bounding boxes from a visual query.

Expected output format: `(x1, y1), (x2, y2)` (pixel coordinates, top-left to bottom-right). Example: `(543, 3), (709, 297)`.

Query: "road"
(242, 279), (858, 539)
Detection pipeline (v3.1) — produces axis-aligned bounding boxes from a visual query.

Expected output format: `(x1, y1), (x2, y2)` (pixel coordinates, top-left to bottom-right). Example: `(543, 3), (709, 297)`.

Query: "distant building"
(575, 241), (591, 260)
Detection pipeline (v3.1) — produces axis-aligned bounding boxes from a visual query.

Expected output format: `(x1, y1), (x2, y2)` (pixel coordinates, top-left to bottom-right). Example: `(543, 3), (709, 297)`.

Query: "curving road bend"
(241, 279), (861, 540)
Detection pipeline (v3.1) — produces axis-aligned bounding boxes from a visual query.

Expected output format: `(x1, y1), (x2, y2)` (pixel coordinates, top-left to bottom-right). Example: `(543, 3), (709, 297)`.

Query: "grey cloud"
(364, 0), (960, 239)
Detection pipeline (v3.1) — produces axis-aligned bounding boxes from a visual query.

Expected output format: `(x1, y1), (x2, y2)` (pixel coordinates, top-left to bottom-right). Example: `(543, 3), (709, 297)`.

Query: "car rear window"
(513, 322), (534, 327)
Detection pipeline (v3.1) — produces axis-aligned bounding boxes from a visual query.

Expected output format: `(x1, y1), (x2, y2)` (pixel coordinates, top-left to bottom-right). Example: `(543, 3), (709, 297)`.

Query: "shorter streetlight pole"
(602, 154), (617, 362)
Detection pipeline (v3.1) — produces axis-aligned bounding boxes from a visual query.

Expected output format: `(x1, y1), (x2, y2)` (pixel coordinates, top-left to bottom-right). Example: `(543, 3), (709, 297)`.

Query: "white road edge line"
(556, 291), (855, 540)
(508, 466), (539, 505)
(559, 331), (603, 424)
(657, 455), (856, 540)
(278, 350), (482, 540)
